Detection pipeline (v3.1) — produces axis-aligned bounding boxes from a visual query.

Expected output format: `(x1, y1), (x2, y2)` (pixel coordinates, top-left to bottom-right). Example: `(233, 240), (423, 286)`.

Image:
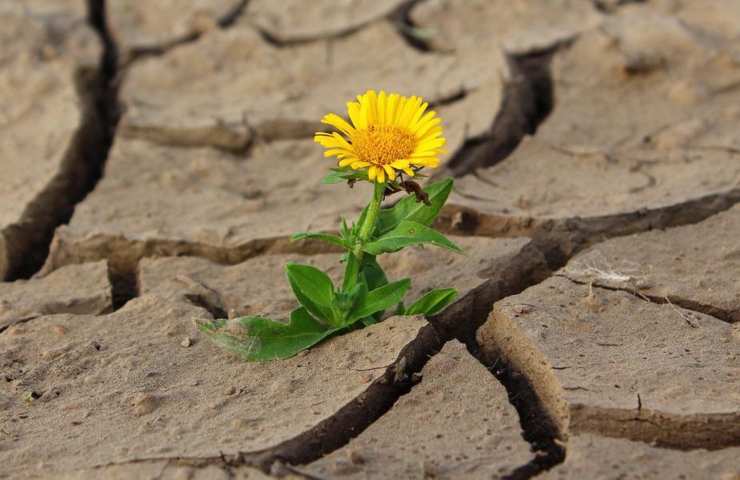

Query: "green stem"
(357, 182), (385, 250)
(342, 181), (385, 291)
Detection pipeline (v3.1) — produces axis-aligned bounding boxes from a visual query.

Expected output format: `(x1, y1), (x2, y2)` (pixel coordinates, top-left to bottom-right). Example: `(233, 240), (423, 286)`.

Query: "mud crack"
(389, 0), (434, 52)
(570, 405), (740, 450)
(124, 0), (250, 64)
(78, 322), (444, 476)
(444, 46), (557, 178)
(556, 274), (739, 324)
(430, 238), (569, 479)
(0, 0), (120, 281)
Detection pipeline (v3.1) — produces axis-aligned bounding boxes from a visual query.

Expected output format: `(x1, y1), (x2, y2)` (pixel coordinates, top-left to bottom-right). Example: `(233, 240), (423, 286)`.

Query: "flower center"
(352, 125), (417, 165)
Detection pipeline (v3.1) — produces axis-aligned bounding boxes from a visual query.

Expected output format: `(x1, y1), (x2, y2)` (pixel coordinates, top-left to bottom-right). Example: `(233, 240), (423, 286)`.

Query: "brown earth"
(1, 0), (739, 479)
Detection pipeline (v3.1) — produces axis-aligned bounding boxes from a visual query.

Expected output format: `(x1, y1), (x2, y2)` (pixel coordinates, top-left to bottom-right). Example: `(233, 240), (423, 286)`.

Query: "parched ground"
(1, 0), (739, 478)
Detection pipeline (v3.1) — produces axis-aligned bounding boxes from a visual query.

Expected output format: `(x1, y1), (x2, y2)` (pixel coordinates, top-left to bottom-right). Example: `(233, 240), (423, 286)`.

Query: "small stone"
(130, 393), (160, 416)
(190, 11), (218, 34)
(6, 326), (26, 336)
(51, 325), (67, 336)
(513, 304), (533, 315)
(180, 337), (192, 348)
(332, 458), (361, 475)
(635, 279), (653, 289)
(225, 386), (236, 396)
(349, 449), (365, 465)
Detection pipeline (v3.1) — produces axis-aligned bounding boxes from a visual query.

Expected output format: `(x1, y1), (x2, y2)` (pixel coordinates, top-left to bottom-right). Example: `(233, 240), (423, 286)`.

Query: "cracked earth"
(1, 0), (739, 479)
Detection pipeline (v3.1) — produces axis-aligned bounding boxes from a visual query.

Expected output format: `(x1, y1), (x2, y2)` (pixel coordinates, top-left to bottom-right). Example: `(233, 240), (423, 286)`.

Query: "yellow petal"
(411, 110), (438, 132)
(408, 101), (429, 127)
(414, 118), (442, 139)
(329, 132), (354, 150)
(314, 135), (342, 148)
(383, 164), (396, 181)
(324, 148), (353, 158)
(368, 165), (377, 181)
(393, 97), (408, 126)
(397, 96), (420, 127)
(322, 113), (355, 136)
(364, 90), (378, 124)
(410, 157), (440, 168)
(339, 157), (358, 167)
(386, 93), (400, 125)
(378, 90), (387, 125)
(350, 160), (370, 169)
(418, 125), (443, 141)
(416, 137), (446, 150)
(376, 166), (386, 183)
(347, 101), (365, 129)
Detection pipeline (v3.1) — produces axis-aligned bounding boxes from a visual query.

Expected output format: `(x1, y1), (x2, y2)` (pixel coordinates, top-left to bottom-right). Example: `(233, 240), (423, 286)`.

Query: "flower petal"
(339, 157), (359, 167)
(350, 160), (370, 169)
(408, 101), (429, 127)
(397, 96), (420, 127)
(378, 90), (387, 125)
(347, 101), (365, 129)
(363, 90), (378, 125)
(322, 113), (355, 136)
(383, 164), (396, 181)
(414, 118), (442, 139)
(387, 93), (400, 125)
(376, 166), (386, 183)
(411, 110), (438, 132)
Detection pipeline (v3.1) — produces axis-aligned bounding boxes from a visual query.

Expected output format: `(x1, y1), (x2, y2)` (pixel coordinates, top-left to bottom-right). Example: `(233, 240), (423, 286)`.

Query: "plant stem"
(342, 181), (385, 291)
(357, 181), (385, 251)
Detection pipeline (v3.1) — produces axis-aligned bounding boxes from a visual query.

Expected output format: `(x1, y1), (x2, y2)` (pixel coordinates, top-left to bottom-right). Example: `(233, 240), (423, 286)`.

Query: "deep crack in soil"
(557, 274), (739, 324)
(124, 0), (250, 63)
(389, 0), (434, 53)
(0, 0), (120, 281)
(444, 46), (557, 178)
(6, 1), (740, 478)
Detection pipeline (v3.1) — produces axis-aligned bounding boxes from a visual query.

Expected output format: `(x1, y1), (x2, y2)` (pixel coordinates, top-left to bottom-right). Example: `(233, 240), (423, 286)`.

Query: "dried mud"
(2, 1), (740, 479)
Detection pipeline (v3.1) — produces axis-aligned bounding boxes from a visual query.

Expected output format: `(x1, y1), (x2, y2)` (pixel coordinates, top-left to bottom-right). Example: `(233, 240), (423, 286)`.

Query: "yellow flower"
(315, 90), (446, 183)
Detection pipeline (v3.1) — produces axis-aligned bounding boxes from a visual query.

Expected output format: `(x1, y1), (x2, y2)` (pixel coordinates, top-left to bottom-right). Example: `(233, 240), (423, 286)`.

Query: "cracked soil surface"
(1, 1), (739, 479)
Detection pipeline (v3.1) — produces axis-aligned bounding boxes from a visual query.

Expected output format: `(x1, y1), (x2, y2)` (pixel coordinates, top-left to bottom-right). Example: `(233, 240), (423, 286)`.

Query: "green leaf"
(322, 170), (346, 184)
(335, 281), (367, 316)
(322, 168), (369, 184)
(376, 178), (453, 235)
(361, 255), (388, 291)
(347, 278), (411, 323)
(363, 220), (463, 255)
(199, 307), (342, 361)
(358, 255), (389, 325)
(341, 252), (361, 291)
(291, 231), (346, 249)
(352, 204), (370, 237)
(340, 217), (352, 243)
(285, 263), (336, 324)
(405, 288), (458, 316)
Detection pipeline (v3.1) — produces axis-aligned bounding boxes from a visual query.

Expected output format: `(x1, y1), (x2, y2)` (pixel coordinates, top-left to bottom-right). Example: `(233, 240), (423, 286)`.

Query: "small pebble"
(130, 393), (160, 416)
(181, 337), (192, 348)
(349, 450), (365, 465)
(51, 325), (67, 336)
